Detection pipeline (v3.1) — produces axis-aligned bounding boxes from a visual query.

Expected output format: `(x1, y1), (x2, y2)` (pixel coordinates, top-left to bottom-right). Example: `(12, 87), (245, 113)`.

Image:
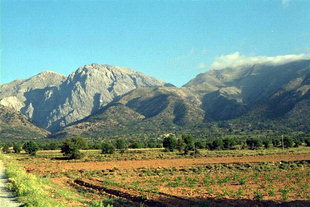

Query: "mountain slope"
(1, 60), (309, 139)
(0, 71), (66, 111)
(185, 60), (310, 121)
(52, 87), (205, 138)
(0, 105), (49, 139)
(0, 64), (172, 132)
(54, 60), (310, 138)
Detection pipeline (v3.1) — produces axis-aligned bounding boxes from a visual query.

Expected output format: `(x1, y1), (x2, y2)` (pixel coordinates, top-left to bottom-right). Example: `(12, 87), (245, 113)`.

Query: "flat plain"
(10, 147), (310, 207)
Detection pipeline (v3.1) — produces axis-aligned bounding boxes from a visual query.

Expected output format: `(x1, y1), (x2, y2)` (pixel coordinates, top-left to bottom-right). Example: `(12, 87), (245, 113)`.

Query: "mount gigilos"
(0, 64), (171, 132)
(0, 60), (309, 139)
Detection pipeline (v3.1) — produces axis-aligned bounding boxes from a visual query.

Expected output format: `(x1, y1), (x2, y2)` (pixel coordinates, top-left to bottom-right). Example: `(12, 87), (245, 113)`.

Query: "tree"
(163, 135), (177, 152)
(176, 138), (186, 153)
(262, 138), (272, 149)
(195, 140), (205, 149)
(101, 142), (115, 154)
(246, 138), (262, 150)
(115, 139), (127, 153)
(61, 137), (88, 159)
(223, 138), (236, 150)
(210, 139), (224, 150)
(23, 141), (39, 155)
(130, 142), (144, 148)
(13, 143), (22, 153)
(182, 135), (195, 154)
(283, 137), (294, 148)
(305, 138), (310, 147)
(2, 143), (11, 153)
(272, 139), (281, 147)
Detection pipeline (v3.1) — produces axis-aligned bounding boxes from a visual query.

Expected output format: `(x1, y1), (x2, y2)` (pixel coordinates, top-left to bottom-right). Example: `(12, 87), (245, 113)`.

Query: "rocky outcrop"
(0, 64), (171, 131)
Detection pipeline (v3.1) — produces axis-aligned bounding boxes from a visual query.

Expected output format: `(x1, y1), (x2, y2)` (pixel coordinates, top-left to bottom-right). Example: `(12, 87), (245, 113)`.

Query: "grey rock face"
(0, 71), (66, 111)
(0, 64), (170, 131)
(184, 60), (310, 120)
(43, 64), (169, 131)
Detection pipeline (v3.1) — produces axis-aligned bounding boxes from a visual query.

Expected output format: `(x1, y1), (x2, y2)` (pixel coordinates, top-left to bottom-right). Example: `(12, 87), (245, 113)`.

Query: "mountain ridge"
(0, 60), (309, 139)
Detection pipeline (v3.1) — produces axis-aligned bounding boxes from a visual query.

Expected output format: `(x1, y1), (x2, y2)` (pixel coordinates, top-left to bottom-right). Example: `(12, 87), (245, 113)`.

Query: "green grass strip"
(0, 154), (65, 207)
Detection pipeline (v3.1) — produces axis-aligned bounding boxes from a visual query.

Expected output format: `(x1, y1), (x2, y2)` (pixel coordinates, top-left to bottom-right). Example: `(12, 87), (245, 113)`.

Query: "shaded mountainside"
(53, 60), (310, 138)
(0, 105), (49, 139)
(0, 64), (171, 132)
(0, 71), (66, 111)
(1, 60), (310, 139)
(52, 87), (205, 138)
(186, 60), (310, 121)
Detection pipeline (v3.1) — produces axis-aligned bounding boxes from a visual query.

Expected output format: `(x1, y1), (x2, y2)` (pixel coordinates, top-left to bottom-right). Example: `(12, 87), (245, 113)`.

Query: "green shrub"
(23, 141), (39, 155)
(101, 142), (115, 154)
(246, 138), (262, 150)
(163, 135), (177, 152)
(13, 143), (22, 153)
(115, 139), (127, 153)
(253, 190), (263, 201)
(210, 139), (224, 150)
(283, 137), (294, 148)
(182, 135), (195, 154)
(2, 143), (11, 153)
(61, 137), (88, 159)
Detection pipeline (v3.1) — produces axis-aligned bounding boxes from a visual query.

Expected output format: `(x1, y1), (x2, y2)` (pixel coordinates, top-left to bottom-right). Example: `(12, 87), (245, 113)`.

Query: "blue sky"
(1, 0), (310, 87)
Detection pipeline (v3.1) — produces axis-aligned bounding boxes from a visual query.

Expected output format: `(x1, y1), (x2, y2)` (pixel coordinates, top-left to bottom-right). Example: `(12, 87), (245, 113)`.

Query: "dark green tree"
(262, 138), (272, 149)
(101, 142), (115, 154)
(246, 138), (262, 150)
(115, 139), (127, 153)
(182, 135), (195, 154)
(163, 135), (177, 152)
(283, 137), (294, 148)
(13, 143), (22, 153)
(210, 139), (224, 150)
(23, 141), (39, 155)
(272, 139), (281, 147)
(176, 138), (186, 153)
(2, 143), (11, 153)
(61, 137), (88, 159)
(195, 140), (205, 149)
(130, 142), (145, 148)
(223, 138), (236, 150)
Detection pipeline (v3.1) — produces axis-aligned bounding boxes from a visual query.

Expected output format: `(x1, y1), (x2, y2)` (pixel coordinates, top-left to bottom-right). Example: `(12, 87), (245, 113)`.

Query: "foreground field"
(7, 147), (310, 206)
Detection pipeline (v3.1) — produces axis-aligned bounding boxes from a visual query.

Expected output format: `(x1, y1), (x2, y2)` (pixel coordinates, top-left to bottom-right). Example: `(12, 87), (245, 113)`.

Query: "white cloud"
(197, 63), (207, 69)
(211, 52), (310, 70)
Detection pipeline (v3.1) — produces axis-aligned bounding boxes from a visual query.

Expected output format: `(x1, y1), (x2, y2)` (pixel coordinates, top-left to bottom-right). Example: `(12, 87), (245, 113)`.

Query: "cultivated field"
(7, 147), (310, 206)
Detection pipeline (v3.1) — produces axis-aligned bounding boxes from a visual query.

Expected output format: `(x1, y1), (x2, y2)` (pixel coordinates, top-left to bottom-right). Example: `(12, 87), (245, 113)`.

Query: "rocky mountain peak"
(0, 63), (171, 132)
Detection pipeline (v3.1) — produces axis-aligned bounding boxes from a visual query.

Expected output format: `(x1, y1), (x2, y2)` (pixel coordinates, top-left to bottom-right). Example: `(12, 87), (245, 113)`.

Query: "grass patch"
(0, 154), (81, 207)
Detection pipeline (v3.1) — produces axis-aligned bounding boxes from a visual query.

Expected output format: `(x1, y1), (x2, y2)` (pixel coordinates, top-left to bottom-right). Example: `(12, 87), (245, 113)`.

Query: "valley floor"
(4, 147), (310, 207)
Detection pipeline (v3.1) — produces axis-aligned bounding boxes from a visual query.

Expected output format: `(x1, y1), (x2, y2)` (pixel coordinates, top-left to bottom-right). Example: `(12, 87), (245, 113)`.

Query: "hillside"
(1, 60), (309, 139)
(0, 105), (49, 140)
(52, 87), (205, 138)
(0, 64), (171, 132)
(53, 60), (310, 138)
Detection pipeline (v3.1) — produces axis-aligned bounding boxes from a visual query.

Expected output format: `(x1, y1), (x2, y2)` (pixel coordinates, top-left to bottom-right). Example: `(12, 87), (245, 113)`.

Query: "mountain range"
(0, 60), (309, 139)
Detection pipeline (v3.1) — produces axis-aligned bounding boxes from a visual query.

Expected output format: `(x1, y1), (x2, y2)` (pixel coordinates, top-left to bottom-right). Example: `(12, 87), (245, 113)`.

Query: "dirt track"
(24, 153), (310, 173)
(0, 161), (21, 207)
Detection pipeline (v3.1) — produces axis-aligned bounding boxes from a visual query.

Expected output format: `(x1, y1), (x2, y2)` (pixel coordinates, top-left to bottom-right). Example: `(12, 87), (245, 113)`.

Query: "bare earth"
(0, 161), (20, 207)
(24, 153), (310, 173)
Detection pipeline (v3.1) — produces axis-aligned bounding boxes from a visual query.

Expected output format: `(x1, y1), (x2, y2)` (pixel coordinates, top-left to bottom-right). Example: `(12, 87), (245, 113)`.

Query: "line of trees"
(162, 135), (310, 152)
(2, 135), (309, 159)
(2, 141), (39, 155)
